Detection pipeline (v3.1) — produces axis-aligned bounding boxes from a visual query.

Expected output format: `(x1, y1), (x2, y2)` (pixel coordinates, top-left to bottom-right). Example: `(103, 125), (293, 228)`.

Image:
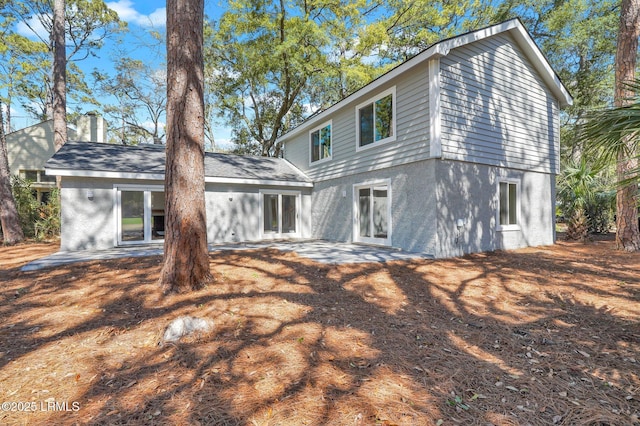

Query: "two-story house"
(46, 18), (572, 256)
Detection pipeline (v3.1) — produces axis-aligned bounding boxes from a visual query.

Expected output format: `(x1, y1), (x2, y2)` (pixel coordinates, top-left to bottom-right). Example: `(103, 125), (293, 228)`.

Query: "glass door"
(261, 191), (299, 238)
(354, 183), (390, 245)
(117, 187), (164, 245)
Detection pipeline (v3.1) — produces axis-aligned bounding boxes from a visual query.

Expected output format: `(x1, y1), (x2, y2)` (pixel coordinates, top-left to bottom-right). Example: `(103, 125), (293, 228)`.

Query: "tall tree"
(613, 0), (640, 251)
(1, 0), (122, 120)
(206, 0), (377, 156)
(52, 0), (66, 152)
(159, 0), (212, 292)
(0, 101), (25, 244)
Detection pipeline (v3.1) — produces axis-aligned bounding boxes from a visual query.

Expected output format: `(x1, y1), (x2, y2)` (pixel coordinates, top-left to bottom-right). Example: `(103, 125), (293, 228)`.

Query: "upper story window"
(497, 180), (519, 231)
(356, 87), (396, 150)
(21, 169), (56, 184)
(310, 121), (332, 164)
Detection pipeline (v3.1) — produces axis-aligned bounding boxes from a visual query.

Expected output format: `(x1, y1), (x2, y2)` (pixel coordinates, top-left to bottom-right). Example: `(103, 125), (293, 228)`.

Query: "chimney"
(76, 113), (107, 142)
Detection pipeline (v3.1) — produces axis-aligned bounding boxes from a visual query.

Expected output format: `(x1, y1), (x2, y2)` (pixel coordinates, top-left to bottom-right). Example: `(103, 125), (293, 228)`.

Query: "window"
(356, 87), (396, 149)
(310, 121), (331, 163)
(498, 181), (519, 230)
(20, 169), (56, 184)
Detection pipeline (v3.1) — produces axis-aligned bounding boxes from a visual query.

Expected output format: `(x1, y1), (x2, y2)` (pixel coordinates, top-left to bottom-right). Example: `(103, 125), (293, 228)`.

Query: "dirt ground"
(0, 236), (638, 426)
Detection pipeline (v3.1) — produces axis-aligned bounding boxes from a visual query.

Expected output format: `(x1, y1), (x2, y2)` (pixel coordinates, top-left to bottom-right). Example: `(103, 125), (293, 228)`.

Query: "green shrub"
(10, 176), (60, 240)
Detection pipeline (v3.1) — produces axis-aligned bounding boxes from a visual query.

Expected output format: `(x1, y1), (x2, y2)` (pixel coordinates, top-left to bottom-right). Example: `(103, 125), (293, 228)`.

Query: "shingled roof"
(45, 141), (312, 186)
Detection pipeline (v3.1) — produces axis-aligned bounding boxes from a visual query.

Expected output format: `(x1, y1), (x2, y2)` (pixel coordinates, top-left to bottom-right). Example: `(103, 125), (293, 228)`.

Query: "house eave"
(276, 18), (572, 144)
(45, 168), (313, 188)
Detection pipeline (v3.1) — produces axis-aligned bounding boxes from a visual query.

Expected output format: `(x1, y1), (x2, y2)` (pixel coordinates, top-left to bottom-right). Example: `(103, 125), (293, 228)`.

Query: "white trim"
(308, 120), (333, 166)
(428, 58), (442, 158)
(355, 86), (397, 152)
(496, 178), (521, 232)
(275, 18), (572, 145)
(259, 189), (301, 239)
(46, 168), (313, 188)
(352, 179), (392, 246)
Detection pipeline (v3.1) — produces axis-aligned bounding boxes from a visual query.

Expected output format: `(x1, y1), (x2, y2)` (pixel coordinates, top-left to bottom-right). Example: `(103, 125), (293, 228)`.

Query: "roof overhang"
(45, 168), (314, 188)
(276, 18), (572, 144)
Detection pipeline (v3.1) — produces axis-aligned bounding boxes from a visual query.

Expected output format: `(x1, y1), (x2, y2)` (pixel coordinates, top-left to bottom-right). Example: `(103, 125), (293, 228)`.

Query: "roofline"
(45, 168), (314, 188)
(276, 18), (572, 144)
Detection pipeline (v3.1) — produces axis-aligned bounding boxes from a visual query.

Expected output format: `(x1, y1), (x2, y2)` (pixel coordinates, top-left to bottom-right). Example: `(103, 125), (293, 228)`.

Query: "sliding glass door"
(261, 191), (300, 238)
(117, 186), (165, 245)
(354, 182), (391, 245)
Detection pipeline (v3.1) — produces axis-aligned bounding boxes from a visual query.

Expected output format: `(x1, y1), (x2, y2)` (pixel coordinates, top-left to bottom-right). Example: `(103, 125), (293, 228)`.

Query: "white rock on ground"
(161, 316), (213, 345)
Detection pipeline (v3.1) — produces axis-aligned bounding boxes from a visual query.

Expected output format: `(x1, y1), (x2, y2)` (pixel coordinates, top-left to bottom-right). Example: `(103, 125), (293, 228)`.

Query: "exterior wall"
(59, 176), (312, 251)
(7, 120), (57, 174)
(205, 183), (312, 244)
(435, 160), (555, 258)
(284, 64), (432, 182)
(60, 176), (120, 251)
(439, 33), (560, 174)
(310, 161), (438, 255)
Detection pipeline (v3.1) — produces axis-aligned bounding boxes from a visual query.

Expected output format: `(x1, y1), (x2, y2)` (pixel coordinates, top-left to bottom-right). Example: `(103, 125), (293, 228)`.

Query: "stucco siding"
(205, 184), (312, 244)
(310, 161), (438, 255)
(435, 160), (555, 258)
(440, 33), (560, 173)
(284, 65), (431, 181)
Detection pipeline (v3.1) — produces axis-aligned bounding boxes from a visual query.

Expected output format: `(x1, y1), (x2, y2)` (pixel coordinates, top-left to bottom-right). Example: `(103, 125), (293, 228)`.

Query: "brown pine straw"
(0, 235), (638, 425)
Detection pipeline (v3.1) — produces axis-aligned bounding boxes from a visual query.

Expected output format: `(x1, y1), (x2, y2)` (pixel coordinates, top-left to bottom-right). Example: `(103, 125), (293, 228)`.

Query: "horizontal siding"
(440, 33), (559, 174)
(284, 65), (431, 182)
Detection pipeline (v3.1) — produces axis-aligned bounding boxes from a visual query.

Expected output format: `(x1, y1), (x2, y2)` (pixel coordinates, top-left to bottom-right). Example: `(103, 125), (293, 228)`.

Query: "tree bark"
(614, 0), (640, 251)
(159, 0), (212, 293)
(52, 0), (67, 154)
(0, 101), (25, 244)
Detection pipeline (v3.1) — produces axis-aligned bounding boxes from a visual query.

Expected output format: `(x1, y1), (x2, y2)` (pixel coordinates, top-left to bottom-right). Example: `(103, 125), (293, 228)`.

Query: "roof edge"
(277, 18), (572, 144)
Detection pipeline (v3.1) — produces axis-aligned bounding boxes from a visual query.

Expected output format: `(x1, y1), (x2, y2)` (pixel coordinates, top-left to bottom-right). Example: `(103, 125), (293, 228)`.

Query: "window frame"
(352, 179), (392, 246)
(496, 179), (520, 231)
(355, 86), (397, 152)
(309, 120), (332, 165)
(114, 184), (165, 246)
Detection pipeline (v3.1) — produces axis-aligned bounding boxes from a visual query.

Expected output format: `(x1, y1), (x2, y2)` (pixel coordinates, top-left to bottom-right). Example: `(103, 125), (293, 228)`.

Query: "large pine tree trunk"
(159, 0), (212, 293)
(614, 0), (640, 252)
(0, 102), (24, 244)
(52, 0), (67, 153)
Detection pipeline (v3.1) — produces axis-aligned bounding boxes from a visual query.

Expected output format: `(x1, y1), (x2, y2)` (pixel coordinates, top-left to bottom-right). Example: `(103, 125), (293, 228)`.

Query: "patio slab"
(20, 240), (431, 271)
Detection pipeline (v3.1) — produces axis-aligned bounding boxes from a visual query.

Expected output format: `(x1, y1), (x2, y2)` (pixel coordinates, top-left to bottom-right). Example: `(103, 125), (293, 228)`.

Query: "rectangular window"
(498, 181), (518, 229)
(310, 122), (332, 163)
(357, 88), (396, 149)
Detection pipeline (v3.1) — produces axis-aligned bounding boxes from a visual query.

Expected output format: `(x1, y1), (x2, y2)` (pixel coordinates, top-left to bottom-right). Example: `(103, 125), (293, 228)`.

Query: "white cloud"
(16, 16), (49, 40)
(106, 0), (165, 28)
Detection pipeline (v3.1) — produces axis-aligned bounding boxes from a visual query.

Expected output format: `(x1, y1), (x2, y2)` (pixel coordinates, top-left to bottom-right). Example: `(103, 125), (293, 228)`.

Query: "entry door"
(117, 187), (165, 245)
(261, 191), (299, 238)
(354, 182), (391, 245)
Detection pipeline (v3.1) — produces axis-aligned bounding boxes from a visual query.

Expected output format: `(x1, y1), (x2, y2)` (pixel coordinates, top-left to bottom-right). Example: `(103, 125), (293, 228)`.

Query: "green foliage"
(557, 157), (615, 235)
(10, 176), (60, 240)
(205, 0), (378, 156)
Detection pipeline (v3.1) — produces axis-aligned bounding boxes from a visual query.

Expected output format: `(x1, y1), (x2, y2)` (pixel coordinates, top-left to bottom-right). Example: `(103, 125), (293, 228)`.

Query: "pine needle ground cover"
(0, 236), (638, 425)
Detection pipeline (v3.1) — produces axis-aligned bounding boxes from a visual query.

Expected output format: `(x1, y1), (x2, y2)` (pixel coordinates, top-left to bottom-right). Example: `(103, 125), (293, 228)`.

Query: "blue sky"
(10, 0), (232, 148)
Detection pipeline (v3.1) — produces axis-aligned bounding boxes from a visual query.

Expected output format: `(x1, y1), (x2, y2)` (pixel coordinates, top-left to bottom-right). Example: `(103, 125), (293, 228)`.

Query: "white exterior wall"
(439, 34), (560, 173)
(59, 177), (312, 251)
(285, 65), (432, 182)
(310, 161), (438, 255)
(435, 160), (555, 258)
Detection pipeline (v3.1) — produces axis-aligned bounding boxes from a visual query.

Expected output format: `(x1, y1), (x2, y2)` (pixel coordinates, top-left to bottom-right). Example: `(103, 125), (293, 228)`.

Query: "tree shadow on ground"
(0, 240), (638, 425)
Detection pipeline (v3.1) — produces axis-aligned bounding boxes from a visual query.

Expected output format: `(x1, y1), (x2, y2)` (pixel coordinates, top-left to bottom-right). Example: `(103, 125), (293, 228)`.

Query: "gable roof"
(277, 18), (572, 143)
(45, 141), (313, 187)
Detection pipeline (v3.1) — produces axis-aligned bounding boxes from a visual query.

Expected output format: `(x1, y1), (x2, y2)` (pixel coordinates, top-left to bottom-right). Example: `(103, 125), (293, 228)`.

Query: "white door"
(354, 182), (391, 245)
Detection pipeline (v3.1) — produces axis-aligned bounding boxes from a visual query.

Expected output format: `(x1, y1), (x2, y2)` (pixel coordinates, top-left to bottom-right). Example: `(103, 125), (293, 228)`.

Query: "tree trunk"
(0, 101), (25, 244)
(159, 0), (212, 293)
(52, 0), (67, 154)
(614, 0), (640, 251)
